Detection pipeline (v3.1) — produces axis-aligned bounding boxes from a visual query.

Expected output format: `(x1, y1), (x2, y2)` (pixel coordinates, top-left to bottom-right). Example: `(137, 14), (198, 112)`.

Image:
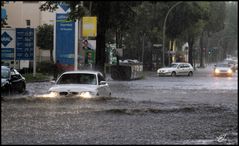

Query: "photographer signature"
(216, 133), (227, 143)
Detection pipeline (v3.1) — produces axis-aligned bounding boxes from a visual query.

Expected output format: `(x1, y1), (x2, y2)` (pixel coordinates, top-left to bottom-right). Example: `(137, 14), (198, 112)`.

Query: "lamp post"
(162, 1), (182, 67)
(142, 32), (145, 65)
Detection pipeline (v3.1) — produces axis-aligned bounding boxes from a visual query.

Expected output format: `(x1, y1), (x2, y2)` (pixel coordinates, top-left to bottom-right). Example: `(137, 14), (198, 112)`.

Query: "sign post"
(82, 17), (97, 69)
(1, 29), (15, 62)
(82, 17), (97, 37)
(16, 28), (34, 60)
(54, 3), (78, 71)
(33, 28), (36, 77)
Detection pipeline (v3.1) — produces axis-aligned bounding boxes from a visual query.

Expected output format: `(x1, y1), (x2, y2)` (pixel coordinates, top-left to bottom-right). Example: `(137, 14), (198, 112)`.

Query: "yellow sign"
(82, 17), (97, 37)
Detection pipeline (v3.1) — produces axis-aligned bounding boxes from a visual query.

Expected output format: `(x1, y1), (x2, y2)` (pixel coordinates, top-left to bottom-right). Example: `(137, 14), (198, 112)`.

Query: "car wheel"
(171, 72), (176, 77)
(188, 71), (193, 76)
(18, 83), (26, 93)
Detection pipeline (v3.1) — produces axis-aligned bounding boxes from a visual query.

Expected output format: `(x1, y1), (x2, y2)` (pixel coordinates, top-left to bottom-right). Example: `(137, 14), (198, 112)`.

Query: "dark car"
(1, 66), (26, 93)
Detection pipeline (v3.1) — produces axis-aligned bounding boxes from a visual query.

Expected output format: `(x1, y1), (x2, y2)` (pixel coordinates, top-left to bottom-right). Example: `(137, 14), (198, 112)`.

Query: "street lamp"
(142, 32), (145, 65)
(162, 1), (182, 67)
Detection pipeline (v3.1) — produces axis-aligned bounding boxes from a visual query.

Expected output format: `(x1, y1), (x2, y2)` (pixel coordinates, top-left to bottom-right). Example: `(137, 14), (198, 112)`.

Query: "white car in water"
(48, 70), (111, 98)
(157, 62), (194, 77)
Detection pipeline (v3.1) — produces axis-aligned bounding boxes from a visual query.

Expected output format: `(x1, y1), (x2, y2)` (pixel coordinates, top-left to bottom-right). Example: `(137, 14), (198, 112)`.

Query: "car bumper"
(157, 72), (172, 76)
(213, 72), (233, 77)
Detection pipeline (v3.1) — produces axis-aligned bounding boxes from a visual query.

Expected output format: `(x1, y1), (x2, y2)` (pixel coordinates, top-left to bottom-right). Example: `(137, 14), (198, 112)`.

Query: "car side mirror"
(11, 75), (18, 80)
(50, 80), (56, 84)
(100, 81), (107, 85)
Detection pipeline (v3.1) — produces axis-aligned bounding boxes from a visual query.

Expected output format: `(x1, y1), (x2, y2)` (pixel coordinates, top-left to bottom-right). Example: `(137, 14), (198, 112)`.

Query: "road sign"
(1, 32), (13, 47)
(16, 28), (34, 60)
(82, 17), (97, 37)
(1, 29), (15, 60)
(153, 44), (162, 47)
(59, 3), (70, 12)
(168, 50), (176, 55)
(55, 13), (75, 65)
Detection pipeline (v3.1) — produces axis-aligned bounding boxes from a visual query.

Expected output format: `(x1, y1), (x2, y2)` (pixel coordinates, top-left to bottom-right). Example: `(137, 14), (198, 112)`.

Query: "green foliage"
(37, 61), (56, 75)
(204, 2), (226, 34)
(222, 2), (238, 55)
(167, 2), (209, 40)
(36, 24), (54, 61)
(225, 2), (237, 38)
(24, 73), (51, 82)
(36, 24), (53, 50)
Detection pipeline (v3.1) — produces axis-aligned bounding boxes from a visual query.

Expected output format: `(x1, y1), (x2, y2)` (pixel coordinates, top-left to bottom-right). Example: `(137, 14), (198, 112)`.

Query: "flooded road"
(1, 67), (238, 144)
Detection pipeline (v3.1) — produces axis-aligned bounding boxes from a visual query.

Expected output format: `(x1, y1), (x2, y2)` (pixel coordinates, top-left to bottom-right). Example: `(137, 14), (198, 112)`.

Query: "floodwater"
(1, 66), (238, 144)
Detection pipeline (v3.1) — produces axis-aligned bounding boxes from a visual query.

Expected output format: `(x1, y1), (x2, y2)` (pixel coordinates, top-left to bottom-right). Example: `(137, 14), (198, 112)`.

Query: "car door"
(10, 69), (22, 91)
(177, 64), (185, 75)
(184, 64), (191, 75)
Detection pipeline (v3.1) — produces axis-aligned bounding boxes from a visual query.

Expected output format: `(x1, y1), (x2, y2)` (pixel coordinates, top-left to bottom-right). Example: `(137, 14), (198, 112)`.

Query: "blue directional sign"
(16, 28), (34, 60)
(1, 29), (15, 60)
(1, 48), (14, 60)
(59, 3), (70, 12)
(1, 32), (12, 47)
(56, 13), (75, 65)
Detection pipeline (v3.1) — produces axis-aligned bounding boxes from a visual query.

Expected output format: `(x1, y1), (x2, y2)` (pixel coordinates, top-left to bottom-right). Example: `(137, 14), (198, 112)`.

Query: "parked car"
(1, 66), (26, 93)
(48, 70), (111, 98)
(157, 62), (194, 77)
(213, 63), (233, 77)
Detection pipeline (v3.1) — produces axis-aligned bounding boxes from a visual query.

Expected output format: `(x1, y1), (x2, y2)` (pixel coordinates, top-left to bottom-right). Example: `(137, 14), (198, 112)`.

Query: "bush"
(37, 61), (56, 75)
(24, 73), (51, 82)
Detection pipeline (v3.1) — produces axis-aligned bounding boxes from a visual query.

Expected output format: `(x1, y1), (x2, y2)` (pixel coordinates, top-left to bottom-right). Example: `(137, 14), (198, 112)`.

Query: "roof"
(171, 62), (191, 64)
(1, 66), (10, 70)
(61, 70), (102, 75)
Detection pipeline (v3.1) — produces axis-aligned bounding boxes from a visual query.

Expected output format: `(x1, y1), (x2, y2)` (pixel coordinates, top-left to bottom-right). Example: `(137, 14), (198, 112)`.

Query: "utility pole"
(74, 1), (83, 71)
(142, 33), (145, 65)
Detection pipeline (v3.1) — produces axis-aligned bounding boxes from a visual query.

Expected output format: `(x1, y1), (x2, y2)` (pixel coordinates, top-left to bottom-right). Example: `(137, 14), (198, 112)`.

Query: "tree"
(123, 2), (166, 69)
(36, 24), (54, 62)
(222, 2), (238, 57)
(199, 2), (226, 66)
(170, 2), (209, 66)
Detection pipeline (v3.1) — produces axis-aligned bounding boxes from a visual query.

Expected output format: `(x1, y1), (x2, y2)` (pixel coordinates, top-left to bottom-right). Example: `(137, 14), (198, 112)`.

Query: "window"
(98, 73), (105, 85)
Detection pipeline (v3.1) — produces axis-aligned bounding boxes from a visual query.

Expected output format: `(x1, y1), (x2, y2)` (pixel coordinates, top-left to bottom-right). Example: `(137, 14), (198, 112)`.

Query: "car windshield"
(57, 73), (97, 85)
(169, 64), (178, 68)
(1, 69), (10, 79)
(216, 64), (230, 68)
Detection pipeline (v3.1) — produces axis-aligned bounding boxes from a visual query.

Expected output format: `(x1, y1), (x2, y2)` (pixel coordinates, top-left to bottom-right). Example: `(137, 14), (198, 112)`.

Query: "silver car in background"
(213, 63), (233, 77)
(157, 62), (194, 77)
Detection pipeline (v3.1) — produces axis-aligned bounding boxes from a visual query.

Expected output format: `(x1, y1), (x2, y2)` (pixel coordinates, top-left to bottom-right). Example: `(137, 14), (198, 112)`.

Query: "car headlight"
(49, 91), (58, 98)
(215, 69), (220, 73)
(227, 69), (233, 74)
(79, 91), (96, 98)
(34, 91), (58, 98)
(158, 70), (166, 73)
